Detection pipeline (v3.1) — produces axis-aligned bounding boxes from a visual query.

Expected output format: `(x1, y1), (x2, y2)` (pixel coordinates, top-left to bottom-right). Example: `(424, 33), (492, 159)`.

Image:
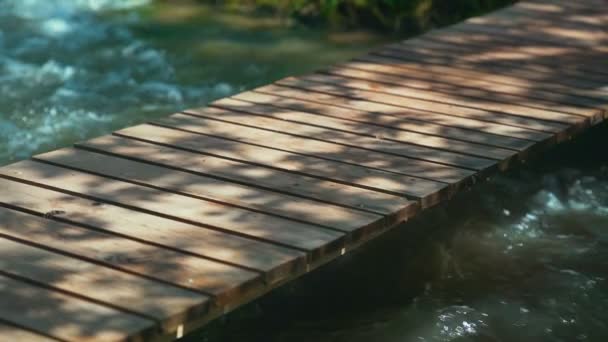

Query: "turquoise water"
(0, 0), (389, 165)
(188, 125), (608, 342)
(2, 1), (607, 341)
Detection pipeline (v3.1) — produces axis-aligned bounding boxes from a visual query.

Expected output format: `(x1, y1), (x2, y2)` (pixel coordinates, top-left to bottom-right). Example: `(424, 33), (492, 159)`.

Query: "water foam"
(0, 0), (222, 165)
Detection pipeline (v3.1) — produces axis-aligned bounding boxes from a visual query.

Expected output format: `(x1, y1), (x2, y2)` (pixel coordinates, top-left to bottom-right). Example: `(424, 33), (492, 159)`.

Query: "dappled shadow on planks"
(183, 122), (608, 342)
(322, 1), (608, 132)
(0, 0), (607, 340)
(0, 272), (155, 341)
(248, 1), (607, 148)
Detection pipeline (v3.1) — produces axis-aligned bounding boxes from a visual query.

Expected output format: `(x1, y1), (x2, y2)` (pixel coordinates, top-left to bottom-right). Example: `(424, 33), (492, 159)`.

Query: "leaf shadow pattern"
(182, 122), (608, 342)
(0, 0), (607, 340)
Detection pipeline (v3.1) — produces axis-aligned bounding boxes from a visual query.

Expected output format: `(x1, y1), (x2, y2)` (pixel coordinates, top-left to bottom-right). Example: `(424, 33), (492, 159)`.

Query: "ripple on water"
(189, 158), (608, 342)
(424, 167), (608, 341)
(0, 0), (228, 165)
(1, 0), (390, 166)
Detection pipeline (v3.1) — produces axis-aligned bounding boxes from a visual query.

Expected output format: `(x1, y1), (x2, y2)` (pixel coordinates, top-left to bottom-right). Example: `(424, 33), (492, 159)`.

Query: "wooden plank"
(382, 47), (608, 93)
(346, 54), (607, 110)
(428, 21), (608, 50)
(34, 147), (383, 235)
(234, 90), (537, 151)
(246, 87), (548, 145)
(517, 0), (608, 12)
(299, 73), (590, 126)
(155, 112), (479, 182)
(422, 30), (608, 77)
(406, 8), (608, 73)
(0, 203), (260, 305)
(113, 123), (448, 207)
(263, 81), (568, 134)
(529, 0), (608, 10)
(498, 3), (607, 27)
(361, 52), (608, 104)
(0, 274), (155, 342)
(325, 61), (599, 117)
(1, 3), (604, 341)
(78, 135), (411, 217)
(514, 0), (608, 19)
(382, 40), (608, 92)
(454, 2), (608, 47)
(183, 104), (498, 170)
(374, 48), (608, 126)
(0, 178), (304, 285)
(0, 321), (59, 342)
(451, 21), (608, 53)
(462, 4), (608, 49)
(0, 228), (208, 332)
(211, 97), (517, 160)
(185, 106), (500, 169)
(0, 160), (347, 260)
(282, 75), (585, 126)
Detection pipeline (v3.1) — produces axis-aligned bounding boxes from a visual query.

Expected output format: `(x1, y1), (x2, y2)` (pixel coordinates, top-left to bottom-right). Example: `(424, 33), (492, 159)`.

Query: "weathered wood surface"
(0, 0), (606, 340)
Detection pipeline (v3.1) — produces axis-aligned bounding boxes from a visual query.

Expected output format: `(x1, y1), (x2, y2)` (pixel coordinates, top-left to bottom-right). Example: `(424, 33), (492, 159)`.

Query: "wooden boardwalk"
(1, 0), (607, 340)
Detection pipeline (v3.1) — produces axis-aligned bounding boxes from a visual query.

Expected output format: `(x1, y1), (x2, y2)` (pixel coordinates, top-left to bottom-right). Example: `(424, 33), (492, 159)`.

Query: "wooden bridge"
(1, 0), (607, 340)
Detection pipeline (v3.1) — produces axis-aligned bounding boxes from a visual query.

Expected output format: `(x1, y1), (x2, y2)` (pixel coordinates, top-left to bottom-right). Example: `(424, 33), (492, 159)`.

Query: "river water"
(0, 0), (389, 166)
(2, 1), (607, 341)
(189, 125), (608, 342)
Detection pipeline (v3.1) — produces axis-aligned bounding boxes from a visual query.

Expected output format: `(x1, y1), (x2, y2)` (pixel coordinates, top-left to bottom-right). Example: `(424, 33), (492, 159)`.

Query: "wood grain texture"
(0, 274), (155, 341)
(1, 0), (607, 339)
(0, 228), (208, 332)
(34, 147), (383, 235)
(238, 89), (541, 148)
(210, 97), (516, 160)
(0, 321), (60, 342)
(345, 55), (606, 111)
(298, 73), (588, 124)
(324, 63), (597, 117)
(114, 123), (448, 206)
(77, 135), (411, 216)
(181, 106), (496, 171)
(257, 83), (565, 137)
(0, 204), (259, 305)
(378, 42), (608, 104)
(277, 77), (575, 130)
(155, 113), (479, 182)
(0, 160), (346, 256)
(0, 178), (304, 285)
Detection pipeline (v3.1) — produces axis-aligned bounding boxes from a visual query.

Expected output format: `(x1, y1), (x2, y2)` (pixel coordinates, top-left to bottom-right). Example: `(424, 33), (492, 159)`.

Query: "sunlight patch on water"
(0, 0), (218, 164)
(434, 306), (488, 340)
(3, 0), (150, 17)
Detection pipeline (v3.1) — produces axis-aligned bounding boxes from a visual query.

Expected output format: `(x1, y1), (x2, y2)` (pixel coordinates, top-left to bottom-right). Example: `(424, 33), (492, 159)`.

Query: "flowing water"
(2, 1), (607, 341)
(0, 0), (390, 165)
(187, 125), (608, 342)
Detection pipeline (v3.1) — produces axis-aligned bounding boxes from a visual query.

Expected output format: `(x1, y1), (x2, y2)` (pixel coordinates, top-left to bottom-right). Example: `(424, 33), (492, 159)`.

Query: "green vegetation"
(203, 0), (515, 33)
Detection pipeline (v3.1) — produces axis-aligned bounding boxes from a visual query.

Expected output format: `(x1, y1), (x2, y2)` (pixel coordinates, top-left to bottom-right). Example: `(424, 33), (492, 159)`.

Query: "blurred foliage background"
(198, 0), (516, 33)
